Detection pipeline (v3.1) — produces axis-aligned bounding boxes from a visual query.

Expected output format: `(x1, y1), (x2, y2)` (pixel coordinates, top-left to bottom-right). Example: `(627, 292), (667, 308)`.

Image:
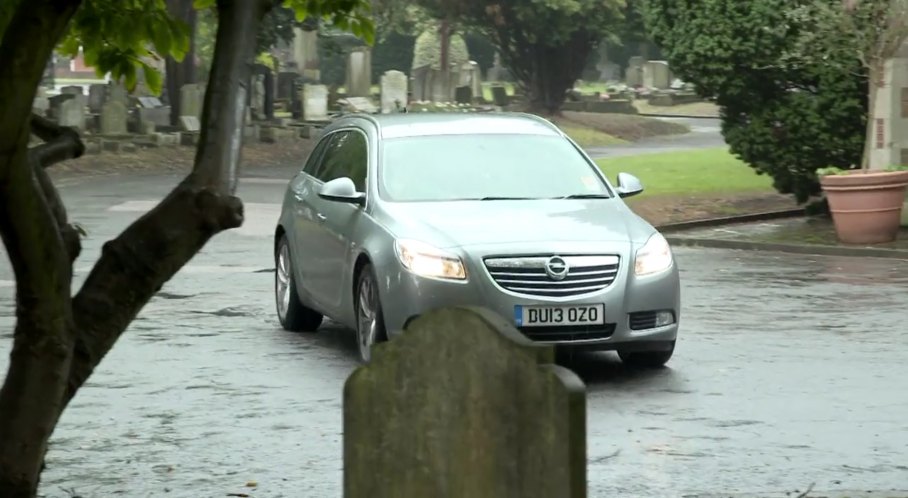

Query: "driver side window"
(302, 135), (331, 177)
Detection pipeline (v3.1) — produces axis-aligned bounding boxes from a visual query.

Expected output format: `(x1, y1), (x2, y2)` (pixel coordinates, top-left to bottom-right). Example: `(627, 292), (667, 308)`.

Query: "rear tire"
(275, 235), (323, 332)
(618, 343), (674, 368)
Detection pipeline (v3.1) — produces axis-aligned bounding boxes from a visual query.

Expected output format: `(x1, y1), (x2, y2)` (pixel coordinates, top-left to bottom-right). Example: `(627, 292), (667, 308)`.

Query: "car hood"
(377, 199), (655, 249)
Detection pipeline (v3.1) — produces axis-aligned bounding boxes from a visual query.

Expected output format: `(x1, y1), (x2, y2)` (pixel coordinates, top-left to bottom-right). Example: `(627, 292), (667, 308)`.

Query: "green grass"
(557, 123), (627, 147)
(596, 147), (774, 198)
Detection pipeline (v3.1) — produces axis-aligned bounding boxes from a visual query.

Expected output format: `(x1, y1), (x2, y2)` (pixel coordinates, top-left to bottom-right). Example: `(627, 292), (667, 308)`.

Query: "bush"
(644, 0), (867, 203)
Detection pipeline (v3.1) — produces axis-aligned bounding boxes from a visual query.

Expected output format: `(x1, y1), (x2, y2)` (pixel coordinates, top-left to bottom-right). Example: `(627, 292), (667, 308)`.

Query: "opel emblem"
(544, 256), (569, 281)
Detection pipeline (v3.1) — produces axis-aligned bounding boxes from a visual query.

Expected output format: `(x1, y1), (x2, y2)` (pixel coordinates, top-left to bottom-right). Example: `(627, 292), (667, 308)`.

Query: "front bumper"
(378, 244), (680, 351)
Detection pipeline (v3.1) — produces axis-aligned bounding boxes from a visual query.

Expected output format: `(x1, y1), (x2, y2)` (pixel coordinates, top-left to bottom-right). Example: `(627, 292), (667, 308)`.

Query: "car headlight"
(394, 239), (467, 280)
(635, 232), (673, 276)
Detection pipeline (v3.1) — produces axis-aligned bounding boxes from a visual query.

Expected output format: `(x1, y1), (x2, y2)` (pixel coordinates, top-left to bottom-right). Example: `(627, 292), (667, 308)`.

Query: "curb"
(656, 208), (806, 233)
(637, 113), (719, 120)
(666, 236), (908, 261)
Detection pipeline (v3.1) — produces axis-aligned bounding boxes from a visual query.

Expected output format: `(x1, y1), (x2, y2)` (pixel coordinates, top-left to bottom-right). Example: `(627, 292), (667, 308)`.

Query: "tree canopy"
(644, 0), (867, 203)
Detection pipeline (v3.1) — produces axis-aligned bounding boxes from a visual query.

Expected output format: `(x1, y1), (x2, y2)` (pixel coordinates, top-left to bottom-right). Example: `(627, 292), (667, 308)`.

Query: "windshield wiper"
(554, 193), (612, 199)
(477, 196), (534, 201)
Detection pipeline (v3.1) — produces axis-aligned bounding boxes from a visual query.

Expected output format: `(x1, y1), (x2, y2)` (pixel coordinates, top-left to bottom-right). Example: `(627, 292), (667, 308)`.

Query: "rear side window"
(312, 130), (368, 191)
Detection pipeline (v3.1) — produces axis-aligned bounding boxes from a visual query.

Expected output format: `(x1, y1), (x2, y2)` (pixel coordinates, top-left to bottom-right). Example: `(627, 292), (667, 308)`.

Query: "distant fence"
(343, 306), (588, 498)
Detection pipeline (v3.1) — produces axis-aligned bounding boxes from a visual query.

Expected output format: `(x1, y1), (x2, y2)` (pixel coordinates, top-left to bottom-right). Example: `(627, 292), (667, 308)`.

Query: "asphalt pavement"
(585, 117), (726, 159)
(2, 164), (908, 498)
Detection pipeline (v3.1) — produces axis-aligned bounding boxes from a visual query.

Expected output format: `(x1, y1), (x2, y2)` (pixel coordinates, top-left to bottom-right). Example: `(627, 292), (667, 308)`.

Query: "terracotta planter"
(820, 170), (908, 244)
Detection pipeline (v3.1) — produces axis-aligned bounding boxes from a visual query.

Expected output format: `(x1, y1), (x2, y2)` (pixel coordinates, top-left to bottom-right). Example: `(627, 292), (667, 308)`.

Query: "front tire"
(275, 235), (323, 332)
(355, 264), (388, 363)
(618, 343), (675, 368)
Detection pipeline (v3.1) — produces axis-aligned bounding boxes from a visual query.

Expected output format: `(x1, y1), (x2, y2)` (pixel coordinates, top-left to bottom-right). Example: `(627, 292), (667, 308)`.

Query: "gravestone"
(180, 83), (204, 119)
(100, 100), (128, 134)
(411, 66), (430, 101)
(625, 56), (645, 87)
(58, 94), (86, 130)
(251, 74), (266, 120)
(340, 97), (378, 114)
(642, 60), (672, 89)
(301, 84), (328, 121)
(88, 84), (107, 113)
(491, 85), (509, 107)
(458, 61), (482, 99)
(138, 96), (163, 108)
(454, 85), (473, 105)
(345, 48), (372, 97)
(108, 82), (129, 105)
(179, 116), (201, 132)
(60, 85), (83, 96)
(277, 71), (299, 100)
(380, 70), (408, 113)
(33, 96), (50, 115)
(344, 306), (587, 498)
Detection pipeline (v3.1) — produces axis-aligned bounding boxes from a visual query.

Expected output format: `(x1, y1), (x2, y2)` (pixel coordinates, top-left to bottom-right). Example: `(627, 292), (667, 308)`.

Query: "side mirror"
(319, 177), (365, 206)
(615, 172), (644, 198)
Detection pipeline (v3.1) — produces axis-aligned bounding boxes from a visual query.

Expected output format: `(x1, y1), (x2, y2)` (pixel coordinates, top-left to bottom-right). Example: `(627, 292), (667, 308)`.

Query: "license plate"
(514, 304), (605, 327)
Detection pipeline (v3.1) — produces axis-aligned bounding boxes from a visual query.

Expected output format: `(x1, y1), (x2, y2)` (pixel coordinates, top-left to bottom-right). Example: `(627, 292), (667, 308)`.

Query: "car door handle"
(294, 192), (305, 202)
(316, 213), (327, 222)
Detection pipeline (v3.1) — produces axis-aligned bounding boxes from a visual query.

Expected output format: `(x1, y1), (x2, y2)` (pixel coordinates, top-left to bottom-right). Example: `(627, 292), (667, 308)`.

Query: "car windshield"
(379, 133), (612, 202)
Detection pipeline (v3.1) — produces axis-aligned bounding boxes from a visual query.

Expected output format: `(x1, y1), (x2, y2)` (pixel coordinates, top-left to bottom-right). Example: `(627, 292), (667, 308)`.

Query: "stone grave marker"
(301, 84), (329, 121)
(380, 70), (408, 113)
(180, 83), (204, 119)
(345, 48), (372, 97)
(179, 116), (201, 132)
(138, 96), (163, 108)
(491, 85), (509, 107)
(88, 84), (107, 113)
(344, 306), (587, 498)
(58, 94), (86, 130)
(60, 85), (83, 96)
(100, 100), (128, 134)
(340, 97), (378, 114)
(454, 86), (473, 105)
(108, 82), (129, 104)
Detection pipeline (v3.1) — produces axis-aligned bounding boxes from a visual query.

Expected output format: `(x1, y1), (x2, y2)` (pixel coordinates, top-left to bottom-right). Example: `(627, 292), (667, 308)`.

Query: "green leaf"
(151, 18), (172, 56)
(193, 0), (215, 9)
(143, 64), (164, 95)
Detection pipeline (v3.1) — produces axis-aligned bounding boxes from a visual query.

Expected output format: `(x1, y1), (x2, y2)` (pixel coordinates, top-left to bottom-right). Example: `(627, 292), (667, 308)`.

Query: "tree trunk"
(0, 0), (273, 495)
(0, 2), (84, 496)
(526, 40), (593, 116)
(165, 0), (198, 126)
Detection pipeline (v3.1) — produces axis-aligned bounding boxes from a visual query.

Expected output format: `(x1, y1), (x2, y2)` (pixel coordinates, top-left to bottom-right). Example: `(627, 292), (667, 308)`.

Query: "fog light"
(655, 311), (675, 327)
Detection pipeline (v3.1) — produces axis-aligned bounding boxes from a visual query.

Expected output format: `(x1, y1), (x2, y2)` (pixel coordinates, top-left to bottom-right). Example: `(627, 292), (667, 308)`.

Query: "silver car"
(273, 112), (680, 367)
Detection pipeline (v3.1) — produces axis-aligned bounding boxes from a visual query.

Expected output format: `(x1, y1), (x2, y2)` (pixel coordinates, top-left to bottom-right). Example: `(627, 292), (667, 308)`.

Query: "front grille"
(484, 254), (620, 298)
(519, 323), (616, 342)
(629, 311), (657, 330)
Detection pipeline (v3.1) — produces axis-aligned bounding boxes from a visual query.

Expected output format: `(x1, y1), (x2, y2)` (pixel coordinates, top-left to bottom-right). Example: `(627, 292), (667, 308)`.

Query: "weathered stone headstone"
(340, 97), (378, 114)
(88, 84), (107, 113)
(179, 116), (201, 132)
(642, 60), (672, 89)
(100, 100), (128, 134)
(344, 306), (587, 498)
(458, 61), (482, 99)
(58, 94), (86, 130)
(180, 83), (204, 119)
(60, 85), (83, 96)
(301, 84), (329, 121)
(491, 85), (509, 107)
(277, 71), (299, 100)
(380, 70), (408, 113)
(137, 96), (163, 108)
(138, 107), (171, 129)
(625, 56), (645, 87)
(345, 48), (372, 98)
(454, 85), (473, 105)
(251, 74), (266, 120)
(108, 82), (129, 104)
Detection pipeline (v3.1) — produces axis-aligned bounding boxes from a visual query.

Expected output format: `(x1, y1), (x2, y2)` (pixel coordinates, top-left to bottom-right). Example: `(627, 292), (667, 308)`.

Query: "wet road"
(2, 168), (908, 498)
(586, 117), (726, 159)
